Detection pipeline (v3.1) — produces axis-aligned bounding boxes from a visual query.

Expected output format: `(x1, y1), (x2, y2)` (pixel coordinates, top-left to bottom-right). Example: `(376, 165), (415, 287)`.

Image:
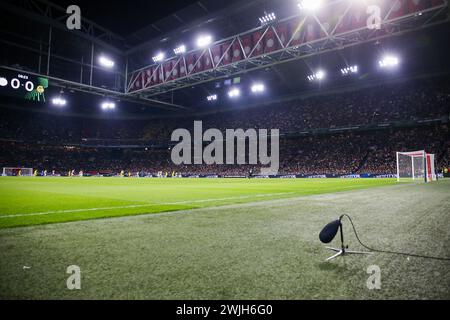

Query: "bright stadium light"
(228, 87), (240, 98)
(251, 83), (265, 93)
(308, 69), (326, 82)
(98, 56), (115, 68)
(101, 101), (116, 110)
(379, 55), (400, 68)
(259, 12), (276, 25)
(174, 45), (186, 55)
(207, 94), (218, 101)
(152, 52), (165, 63)
(341, 65), (359, 75)
(298, 0), (323, 11)
(52, 97), (67, 107)
(197, 35), (212, 48)
(316, 70), (325, 80)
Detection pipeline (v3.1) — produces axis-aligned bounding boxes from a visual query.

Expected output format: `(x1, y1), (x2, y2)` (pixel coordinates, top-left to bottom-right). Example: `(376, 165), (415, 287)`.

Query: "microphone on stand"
(319, 219), (342, 244)
(319, 214), (450, 262)
(319, 215), (372, 261)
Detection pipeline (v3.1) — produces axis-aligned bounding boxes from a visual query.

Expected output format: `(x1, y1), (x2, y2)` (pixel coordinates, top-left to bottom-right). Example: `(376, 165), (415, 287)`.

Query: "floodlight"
(174, 45), (186, 55)
(316, 70), (325, 80)
(101, 102), (116, 110)
(197, 35), (212, 48)
(228, 88), (240, 98)
(259, 12), (277, 25)
(98, 56), (115, 68)
(52, 97), (67, 106)
(207, 94), (218, 101)
(298, 0), (323, 11)
(152, 52), (165, 63)
(251, 83), (265, 93)
(379, 55), (400, 68)
(307, 70), (326, 82)
(341, 65), (359, 75)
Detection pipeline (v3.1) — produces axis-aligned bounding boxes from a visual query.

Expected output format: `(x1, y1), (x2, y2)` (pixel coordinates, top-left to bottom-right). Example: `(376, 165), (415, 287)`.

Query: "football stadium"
(0, 0), (449, 304)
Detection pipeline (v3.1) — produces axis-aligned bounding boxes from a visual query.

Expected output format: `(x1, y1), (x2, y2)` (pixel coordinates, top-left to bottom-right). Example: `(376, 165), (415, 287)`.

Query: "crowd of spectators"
(1, 76), (449, 144)
(0, 76), (449, 175)
(1, 125), (447, 176)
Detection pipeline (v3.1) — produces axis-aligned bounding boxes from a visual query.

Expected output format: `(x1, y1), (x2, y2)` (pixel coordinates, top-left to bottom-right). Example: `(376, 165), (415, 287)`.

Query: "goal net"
(396, 151), (436, 183)
(2, 167), (33, 177)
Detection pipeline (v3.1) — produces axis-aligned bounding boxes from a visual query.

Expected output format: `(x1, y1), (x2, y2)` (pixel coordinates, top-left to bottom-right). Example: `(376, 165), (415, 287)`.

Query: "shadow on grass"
(317, 262), (348, 272)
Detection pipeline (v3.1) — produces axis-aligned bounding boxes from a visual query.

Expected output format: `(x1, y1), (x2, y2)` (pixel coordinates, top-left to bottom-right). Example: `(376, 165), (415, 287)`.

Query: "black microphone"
(319, 219), (341, 244)
(319, 215), (450, 261)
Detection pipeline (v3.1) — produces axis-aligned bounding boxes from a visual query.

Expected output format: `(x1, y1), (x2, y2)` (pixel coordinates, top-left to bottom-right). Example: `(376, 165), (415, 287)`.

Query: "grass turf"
(0, 178), (449, 299)
(0, 177), (398, 229)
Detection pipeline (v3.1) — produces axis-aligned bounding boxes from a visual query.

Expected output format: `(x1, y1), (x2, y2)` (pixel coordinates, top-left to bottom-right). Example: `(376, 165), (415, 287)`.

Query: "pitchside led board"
(0, 67), (49, 103)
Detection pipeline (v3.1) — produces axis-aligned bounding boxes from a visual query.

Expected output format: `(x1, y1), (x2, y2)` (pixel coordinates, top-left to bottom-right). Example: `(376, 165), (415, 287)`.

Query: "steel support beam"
(126, 0), (449, 98)
(0, 65), (189, 111)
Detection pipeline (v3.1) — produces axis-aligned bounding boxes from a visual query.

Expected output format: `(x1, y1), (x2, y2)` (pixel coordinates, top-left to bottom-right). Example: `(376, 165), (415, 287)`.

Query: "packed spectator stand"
(1, 76), (449, 176)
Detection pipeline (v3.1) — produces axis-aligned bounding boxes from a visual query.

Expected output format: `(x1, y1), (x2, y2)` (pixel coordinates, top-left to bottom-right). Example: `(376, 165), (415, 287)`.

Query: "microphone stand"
(324, 216), (372, 261)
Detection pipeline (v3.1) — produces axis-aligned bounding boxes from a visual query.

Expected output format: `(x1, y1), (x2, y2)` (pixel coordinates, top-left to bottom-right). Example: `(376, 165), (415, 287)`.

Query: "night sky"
(53, 0), (201, 36)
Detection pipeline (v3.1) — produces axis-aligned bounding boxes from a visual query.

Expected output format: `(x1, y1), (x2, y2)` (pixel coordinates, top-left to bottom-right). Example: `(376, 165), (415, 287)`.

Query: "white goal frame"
(2, 167), (34, 177)
(396, 151), (436, 183)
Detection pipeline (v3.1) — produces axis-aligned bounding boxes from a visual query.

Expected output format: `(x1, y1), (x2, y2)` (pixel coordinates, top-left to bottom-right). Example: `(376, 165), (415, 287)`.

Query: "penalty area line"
(0, 192), (295, 219)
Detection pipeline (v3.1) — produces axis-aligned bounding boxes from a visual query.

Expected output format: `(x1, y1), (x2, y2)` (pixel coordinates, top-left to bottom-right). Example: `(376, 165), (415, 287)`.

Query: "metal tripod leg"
(324, 247), (373, 261)
(323, 218), (373, 261)
(325, 250), (344, 261)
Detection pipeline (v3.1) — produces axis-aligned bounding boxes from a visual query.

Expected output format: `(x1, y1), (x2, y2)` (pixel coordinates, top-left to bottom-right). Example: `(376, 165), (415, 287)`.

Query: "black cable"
(341, 214), (450, 262)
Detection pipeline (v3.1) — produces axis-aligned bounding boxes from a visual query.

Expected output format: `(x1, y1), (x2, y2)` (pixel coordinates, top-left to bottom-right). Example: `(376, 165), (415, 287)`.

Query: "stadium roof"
(36, 0), (274, 50)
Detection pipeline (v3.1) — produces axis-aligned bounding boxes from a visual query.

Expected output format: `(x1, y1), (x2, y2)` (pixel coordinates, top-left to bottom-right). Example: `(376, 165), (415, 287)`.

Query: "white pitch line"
(0, 192), (295, 219)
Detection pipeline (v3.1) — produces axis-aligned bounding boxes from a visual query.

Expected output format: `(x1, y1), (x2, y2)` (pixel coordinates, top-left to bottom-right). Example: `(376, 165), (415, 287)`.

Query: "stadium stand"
(1, 76), (449, 176)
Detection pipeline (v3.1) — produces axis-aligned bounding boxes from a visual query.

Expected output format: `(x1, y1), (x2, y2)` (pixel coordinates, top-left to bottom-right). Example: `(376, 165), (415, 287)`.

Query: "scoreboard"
(0, 67), (49, 102)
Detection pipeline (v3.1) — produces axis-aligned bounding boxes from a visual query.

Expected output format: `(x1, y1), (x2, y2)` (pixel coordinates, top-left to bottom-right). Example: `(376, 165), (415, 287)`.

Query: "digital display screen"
(0, 67), (49, 102)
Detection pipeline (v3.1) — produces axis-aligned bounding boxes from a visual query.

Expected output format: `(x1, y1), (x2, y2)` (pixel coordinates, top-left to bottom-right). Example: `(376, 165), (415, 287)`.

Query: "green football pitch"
(0, 177), (398, 229)
(0, 177), (449, 299)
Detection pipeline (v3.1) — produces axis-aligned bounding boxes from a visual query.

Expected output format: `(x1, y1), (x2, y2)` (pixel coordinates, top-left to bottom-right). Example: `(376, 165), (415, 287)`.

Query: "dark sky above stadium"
(54, 0), (220, 36)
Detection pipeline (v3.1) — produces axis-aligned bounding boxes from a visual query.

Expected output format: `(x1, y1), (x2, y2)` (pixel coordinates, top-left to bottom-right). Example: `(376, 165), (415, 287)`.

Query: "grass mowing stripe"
(0, 177), (399, 228)
(0, 192), (296, 219)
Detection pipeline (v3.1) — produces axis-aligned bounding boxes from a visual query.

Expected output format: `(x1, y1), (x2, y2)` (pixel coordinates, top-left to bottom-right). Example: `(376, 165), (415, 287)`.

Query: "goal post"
(2, 167), (33, 177)
(425, 153), (436, 182)
(396, 151), (436, 183)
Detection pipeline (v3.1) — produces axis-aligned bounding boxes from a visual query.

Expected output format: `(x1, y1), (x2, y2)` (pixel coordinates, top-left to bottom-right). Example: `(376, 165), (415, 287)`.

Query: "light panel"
(341, 65), (359, 75)
(259, 12), (276, 25)
(298, 0), (323, 11)
(251, 83), (265, 93)
(228, 88), (240, 98)
(379, 55), (400, 68)
(99, 56), (115, 68)
(152, 52), (165, 63)
(52, 97), (67, 106)
(307, 69), (326, 82)
(174, 45), (186, 55)
(197, 35), (212, 48)
(101, 102), (116, 110)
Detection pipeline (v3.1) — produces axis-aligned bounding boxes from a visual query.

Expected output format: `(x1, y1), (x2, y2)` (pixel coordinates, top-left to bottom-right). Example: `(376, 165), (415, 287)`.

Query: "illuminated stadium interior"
(0, 0), (449, 302)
